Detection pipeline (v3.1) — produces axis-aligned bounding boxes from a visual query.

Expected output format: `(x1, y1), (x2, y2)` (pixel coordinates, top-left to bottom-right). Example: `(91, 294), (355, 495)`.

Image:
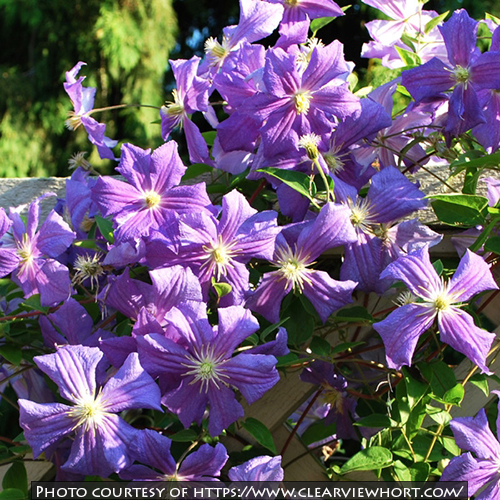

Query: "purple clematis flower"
(146, 189), (279, 306)
(160, 56), (213, 165)
(374, 247), (498, 372)
(440, 397), (500, 499)
(229, 455), (284, 481)
(91, 142), (217, 242)
(0, 196), (75, 307)
(246, 202), (358, 323)
(137, 304), (281, 436)
(18, 345), (162, 477)
(64, 62), (118, 161)
(401, 10), (500, 137)
(120, 429), (228, 481)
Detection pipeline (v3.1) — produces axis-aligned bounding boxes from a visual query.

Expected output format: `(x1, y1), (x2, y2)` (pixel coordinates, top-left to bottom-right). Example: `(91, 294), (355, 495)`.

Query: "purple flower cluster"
(2, 0), (500, 484)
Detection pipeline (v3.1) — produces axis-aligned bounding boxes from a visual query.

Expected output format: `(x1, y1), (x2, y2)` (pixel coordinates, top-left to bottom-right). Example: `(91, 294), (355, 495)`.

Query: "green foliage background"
(0, 0), (177, 177)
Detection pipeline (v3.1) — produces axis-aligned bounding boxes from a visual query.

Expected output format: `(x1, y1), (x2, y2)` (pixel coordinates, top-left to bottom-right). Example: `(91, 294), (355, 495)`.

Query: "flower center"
(298, 133), (321, 160)
(453, 66), (470, 85)
(204, 35), (232, 67)
(16, 234), (34, 266)
(294, 91), (312, 115)
(202, 235), (239, 281)
(73, 253), (104, 290)
(322, 387), (344, 414)
(164, 89), (184, 116)
(349, 198), (375, 233)
(65, 111), (84, 131)
(183, 345), (230, 393)
(285, 0), (299, 6)
(274, 243), (313, 292)
(69, 392), (107, 432)
(144, 190), (162, 209)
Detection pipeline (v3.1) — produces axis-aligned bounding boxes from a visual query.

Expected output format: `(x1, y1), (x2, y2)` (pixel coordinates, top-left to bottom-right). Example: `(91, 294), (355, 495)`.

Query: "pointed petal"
(129, 429), (175, 475)
(34, 346), (102, 403)
(245, 272), (290, 323)
(178, 443), (228, 480)
(101, 353), (162, 412)
(438, 308), (495, 374)
(447, 250), (498, 302)
(439, 9), (478, 68)
(206, 383), (244, 436)
(374, 303), (435, 370)
(150, 140), (187, 191)
(18, 400), (74, 457)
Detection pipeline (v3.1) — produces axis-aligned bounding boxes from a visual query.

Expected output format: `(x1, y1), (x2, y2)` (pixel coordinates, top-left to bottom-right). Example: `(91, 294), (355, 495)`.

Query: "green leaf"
(2, 462), (27, 495)
(201, 131), (216, 147)
(73, 239), (100, 249)
(353, 414), (396, 428)
(393, 460), (412, 482)
(450, 150), (500, 170)
(463, 166), (480, 195)
(169, 429), (198, 442)
(330, 341), (365, 355)
(469, 373), (489, 396)
(95, 215), (114, 243)
(410, 462), (430, 482)
(334, 306), (373, 323)
(424, 11), (449, 34)
(260, 317), (289, 343)
(300, 421), (337, 447)
(418, 361), (457, 400)
(340, 447), (393, 474)
(182, 163), (213, 181)
(276, 353), (299, 367)
(485, 236), (500, 255)
(442, 384), (464, 406)
(425, 405), (451, 425)
(402, 367), (429, 409)
(211, 279), (232, 299)
(429, 194), (489, 226)
(283, 297), (315, 345)
(309, 336), (331, 356)
(310, 16), (335, 35)
(0, 345), (22, 366)
(485, 12), (500, 26)
(242, 417), (276, 454)
(21, 294), (49, 313)
(0, 489), (26, 500)
(256, 168), (315, 204)
(395, 46), (421, 68)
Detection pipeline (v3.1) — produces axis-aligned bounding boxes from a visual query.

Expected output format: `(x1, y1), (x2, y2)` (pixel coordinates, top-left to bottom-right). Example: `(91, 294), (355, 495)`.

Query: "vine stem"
(248, 179), (267, 206)
(281, 387), (323, 459)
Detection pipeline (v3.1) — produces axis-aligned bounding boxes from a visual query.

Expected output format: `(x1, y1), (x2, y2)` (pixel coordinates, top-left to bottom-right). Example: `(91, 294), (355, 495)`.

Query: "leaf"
(402, 366), (429, 409)
(334, 306), (373, 323)
(353, 414), (396, 428)
(340, 447), (393, 474)
(469, 373), (489, 396)
(211, 279), (232, 299)
(310, 16), (336, 35)
(256, 168), (315, 204)
(442, 384), (464, 406)
(429, 194), (489, 227)
(300, 421), (337, 447)
(2, 462), (27, 495)
(410, 462), (430, 481)
(331, 341), (365, 355)
(169, 429), (198, 442)
(393, 460), (412, 482)
(418, 361), (457, 400)
(282, 297), (314, 345)
(242, 418), (276, 454)
(181, 163), (213, 181)
(95, 215), (114, 243)
(201, 131), (216, 147)
(0, 345), (22, 366)
(463, 166), (480, 195)
(73, 239), (100, 249)
(485, 236), (500, 255)
(276, 353), (299, 367)
(309, 336), (331, 356)
(395, 46), (421, 68)
(425, 405), (451, 425)
(21, 294), (49, 313)
(450, 150), (500, 170)
(0, 489), (26, 500)
(486, 12), (500, 26)
(424, 11), (449, 34)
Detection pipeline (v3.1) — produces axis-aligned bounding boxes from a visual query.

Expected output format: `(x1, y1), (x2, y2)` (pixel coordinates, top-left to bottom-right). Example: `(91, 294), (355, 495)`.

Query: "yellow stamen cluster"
(202, 236), (239, 281)
(73, 253), (104, 290)
(294, 91), (312, 115)
(163, 89), (184, 117)
(144, 190), (162, 209)
(68, 392), (108, 433)
(298, 133), (321, 160)
(183, 345), (230, 393)
(274, 243), (313, 292)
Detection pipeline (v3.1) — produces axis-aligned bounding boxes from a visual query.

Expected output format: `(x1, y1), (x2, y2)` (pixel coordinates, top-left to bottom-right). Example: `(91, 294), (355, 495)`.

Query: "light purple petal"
(178, 443), (228, 480)
(36, 211), (75, 257)
(439, 9), (478, 68)
(447, 250), (498, 302)
(101, 353), (162, 413)
(128, 429), (175, 475)
(37, 259), (72, 307)
(206, 383), (245, 436)
(34, 345), (102, 403)
(374, 303), (435, 370)
(438, 308), (495, 374)
(229, 455), (284, 481)
(150, 140), (187, 191)
(18, 400), (74, 457)
(450, 409), (500, 459)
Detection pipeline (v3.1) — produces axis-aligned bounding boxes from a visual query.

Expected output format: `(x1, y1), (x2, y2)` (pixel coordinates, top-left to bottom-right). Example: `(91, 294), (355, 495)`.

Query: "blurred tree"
(0, 0), (177, 177)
